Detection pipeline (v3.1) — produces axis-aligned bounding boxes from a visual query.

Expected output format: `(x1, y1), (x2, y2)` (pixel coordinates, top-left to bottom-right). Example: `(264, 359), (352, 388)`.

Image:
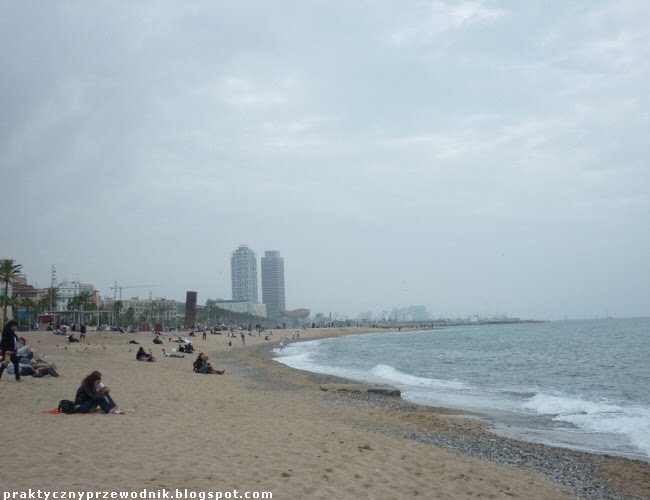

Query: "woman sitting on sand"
(74, 371), (124, 414)
(193, 353), (225, 375)
(136, 347), (156, 362)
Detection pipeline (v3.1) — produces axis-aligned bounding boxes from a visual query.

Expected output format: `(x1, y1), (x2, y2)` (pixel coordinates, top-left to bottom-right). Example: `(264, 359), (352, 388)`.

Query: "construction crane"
(111, 281), (159, 300)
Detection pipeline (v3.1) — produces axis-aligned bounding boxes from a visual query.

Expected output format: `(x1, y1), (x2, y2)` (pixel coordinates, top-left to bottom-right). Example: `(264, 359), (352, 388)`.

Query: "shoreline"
(2, 326), (648, 499)
(268, 326), (650, 462)
(218, 327), (650, 499)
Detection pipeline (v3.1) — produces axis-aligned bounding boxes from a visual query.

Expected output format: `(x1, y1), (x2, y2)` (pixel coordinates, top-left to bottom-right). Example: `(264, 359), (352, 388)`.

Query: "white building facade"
(261, 250), (285, 320)
(231, 245), (258, 302)
(56, 281), (95, 311)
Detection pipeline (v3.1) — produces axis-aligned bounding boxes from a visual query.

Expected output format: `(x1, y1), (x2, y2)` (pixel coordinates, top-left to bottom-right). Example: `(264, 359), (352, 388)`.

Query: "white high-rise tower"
(231, 245), (258, 302)
(261, 250), (285, 320)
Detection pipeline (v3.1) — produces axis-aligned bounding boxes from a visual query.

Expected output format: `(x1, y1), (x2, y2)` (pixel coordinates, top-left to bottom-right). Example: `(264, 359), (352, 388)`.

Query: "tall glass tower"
(231, 245), (258, 302)
(261, 250), (285, 319)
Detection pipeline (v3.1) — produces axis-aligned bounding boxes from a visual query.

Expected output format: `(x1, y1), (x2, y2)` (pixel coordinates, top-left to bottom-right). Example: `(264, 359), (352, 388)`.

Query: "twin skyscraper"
(231, 245), (285, 319)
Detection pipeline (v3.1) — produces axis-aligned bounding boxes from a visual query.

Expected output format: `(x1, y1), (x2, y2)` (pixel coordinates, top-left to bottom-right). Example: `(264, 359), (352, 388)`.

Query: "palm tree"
(39, 287), (59, 312)
(1, 259), (23, 322)
(22, 297), (36, 321)
(205, 299), (216, 324)
(113, 300), (123, 327)
(11, 296), (22, 325)
(67, 295), (80, 324)
(76, 291), (92, 325)
(14, 297), (36, 328)
(124, 306), (135, 328)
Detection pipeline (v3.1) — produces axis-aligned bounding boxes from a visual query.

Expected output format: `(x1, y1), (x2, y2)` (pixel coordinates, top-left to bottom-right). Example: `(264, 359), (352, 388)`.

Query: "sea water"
(274, 318), (650, 459)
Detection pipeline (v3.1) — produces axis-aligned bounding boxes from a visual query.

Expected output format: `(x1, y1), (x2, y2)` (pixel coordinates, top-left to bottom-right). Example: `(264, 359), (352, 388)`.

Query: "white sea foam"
(274, 323), (650, 458)
(370, 364), (469, 390)
(521, 393), (620, 415)
(522, 393), (650, 456)
(275, 346), (371, 381)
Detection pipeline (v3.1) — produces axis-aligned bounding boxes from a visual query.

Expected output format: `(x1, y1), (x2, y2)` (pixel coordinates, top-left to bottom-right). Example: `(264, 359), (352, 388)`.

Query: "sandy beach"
(1, 327), (648, 499)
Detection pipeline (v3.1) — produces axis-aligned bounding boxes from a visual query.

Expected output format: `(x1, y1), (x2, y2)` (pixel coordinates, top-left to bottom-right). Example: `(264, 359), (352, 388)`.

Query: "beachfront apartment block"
(106, 297), (177, 321)
(231, 244), (258, 302)
(261, 250), (285, 320)
(56, 281), (97, 311)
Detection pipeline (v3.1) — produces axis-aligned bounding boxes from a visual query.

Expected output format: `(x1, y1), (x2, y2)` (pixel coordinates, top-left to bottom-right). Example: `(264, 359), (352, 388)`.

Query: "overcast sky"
(1, 0), (648, 320)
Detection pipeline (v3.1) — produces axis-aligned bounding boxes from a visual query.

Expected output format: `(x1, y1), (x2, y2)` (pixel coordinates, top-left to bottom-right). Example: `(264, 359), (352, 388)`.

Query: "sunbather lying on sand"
(161, 348), (185, 358)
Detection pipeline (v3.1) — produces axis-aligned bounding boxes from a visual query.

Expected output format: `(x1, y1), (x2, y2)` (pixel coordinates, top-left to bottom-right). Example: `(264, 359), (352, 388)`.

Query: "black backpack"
(58, 400), (76, 414)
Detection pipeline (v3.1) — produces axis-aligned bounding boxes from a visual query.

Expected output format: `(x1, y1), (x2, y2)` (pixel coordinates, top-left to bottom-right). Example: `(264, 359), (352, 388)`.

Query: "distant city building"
(231, 245), (258, 302)
(261, 250), (285, 320)
(107, 296), (177, 322)
(392, 305), (429, 322)
(56, 281), (95, 311)
(214, 300), (266, 318)
(358, 311), (373, 321)
(11, 276), (46, 302)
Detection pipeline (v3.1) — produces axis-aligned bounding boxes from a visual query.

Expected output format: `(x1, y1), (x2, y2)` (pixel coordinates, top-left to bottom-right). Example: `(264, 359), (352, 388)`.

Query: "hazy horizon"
(2, 1), (648, 320)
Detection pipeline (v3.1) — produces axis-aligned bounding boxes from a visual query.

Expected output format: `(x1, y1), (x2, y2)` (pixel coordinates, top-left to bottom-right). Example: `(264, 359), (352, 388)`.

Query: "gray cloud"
(1, 0), (648, 319)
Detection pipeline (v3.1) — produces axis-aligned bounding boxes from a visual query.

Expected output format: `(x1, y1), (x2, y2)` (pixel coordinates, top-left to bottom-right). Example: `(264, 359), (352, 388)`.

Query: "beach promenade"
(1, 327), (648, 499)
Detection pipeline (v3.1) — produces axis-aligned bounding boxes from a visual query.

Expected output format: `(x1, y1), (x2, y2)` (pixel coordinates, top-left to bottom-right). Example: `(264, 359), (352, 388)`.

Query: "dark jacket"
(0, 325), (18, 352)
(74, 384), (107, 405)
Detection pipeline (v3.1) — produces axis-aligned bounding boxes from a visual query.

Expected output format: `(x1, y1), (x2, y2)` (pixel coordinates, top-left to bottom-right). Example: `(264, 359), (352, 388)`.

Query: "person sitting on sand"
(16, 337), (45, 362)
(183, 342), (195, 354)
(136, 347), (155, 362)
(153, 335), (163, 345)
(68, 334), (79, 343)
(0, 320), (21, 382)
(74, 371), (124, 414)
(193, 353), (224, 375)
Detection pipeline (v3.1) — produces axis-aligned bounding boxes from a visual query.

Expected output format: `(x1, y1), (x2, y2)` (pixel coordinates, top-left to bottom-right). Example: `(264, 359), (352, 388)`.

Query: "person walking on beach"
(240, 332), (245, 345)
(279, 337), (284, 351)
(202, 329), (207, 341)
(0, 320), (21, 381)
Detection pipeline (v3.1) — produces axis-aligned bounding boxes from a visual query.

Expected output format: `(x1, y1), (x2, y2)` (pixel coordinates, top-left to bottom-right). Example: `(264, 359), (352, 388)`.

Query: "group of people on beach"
(0, 320), (59, 380)
(1, 320), (123, 413)
(1, 318), (299, 414)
